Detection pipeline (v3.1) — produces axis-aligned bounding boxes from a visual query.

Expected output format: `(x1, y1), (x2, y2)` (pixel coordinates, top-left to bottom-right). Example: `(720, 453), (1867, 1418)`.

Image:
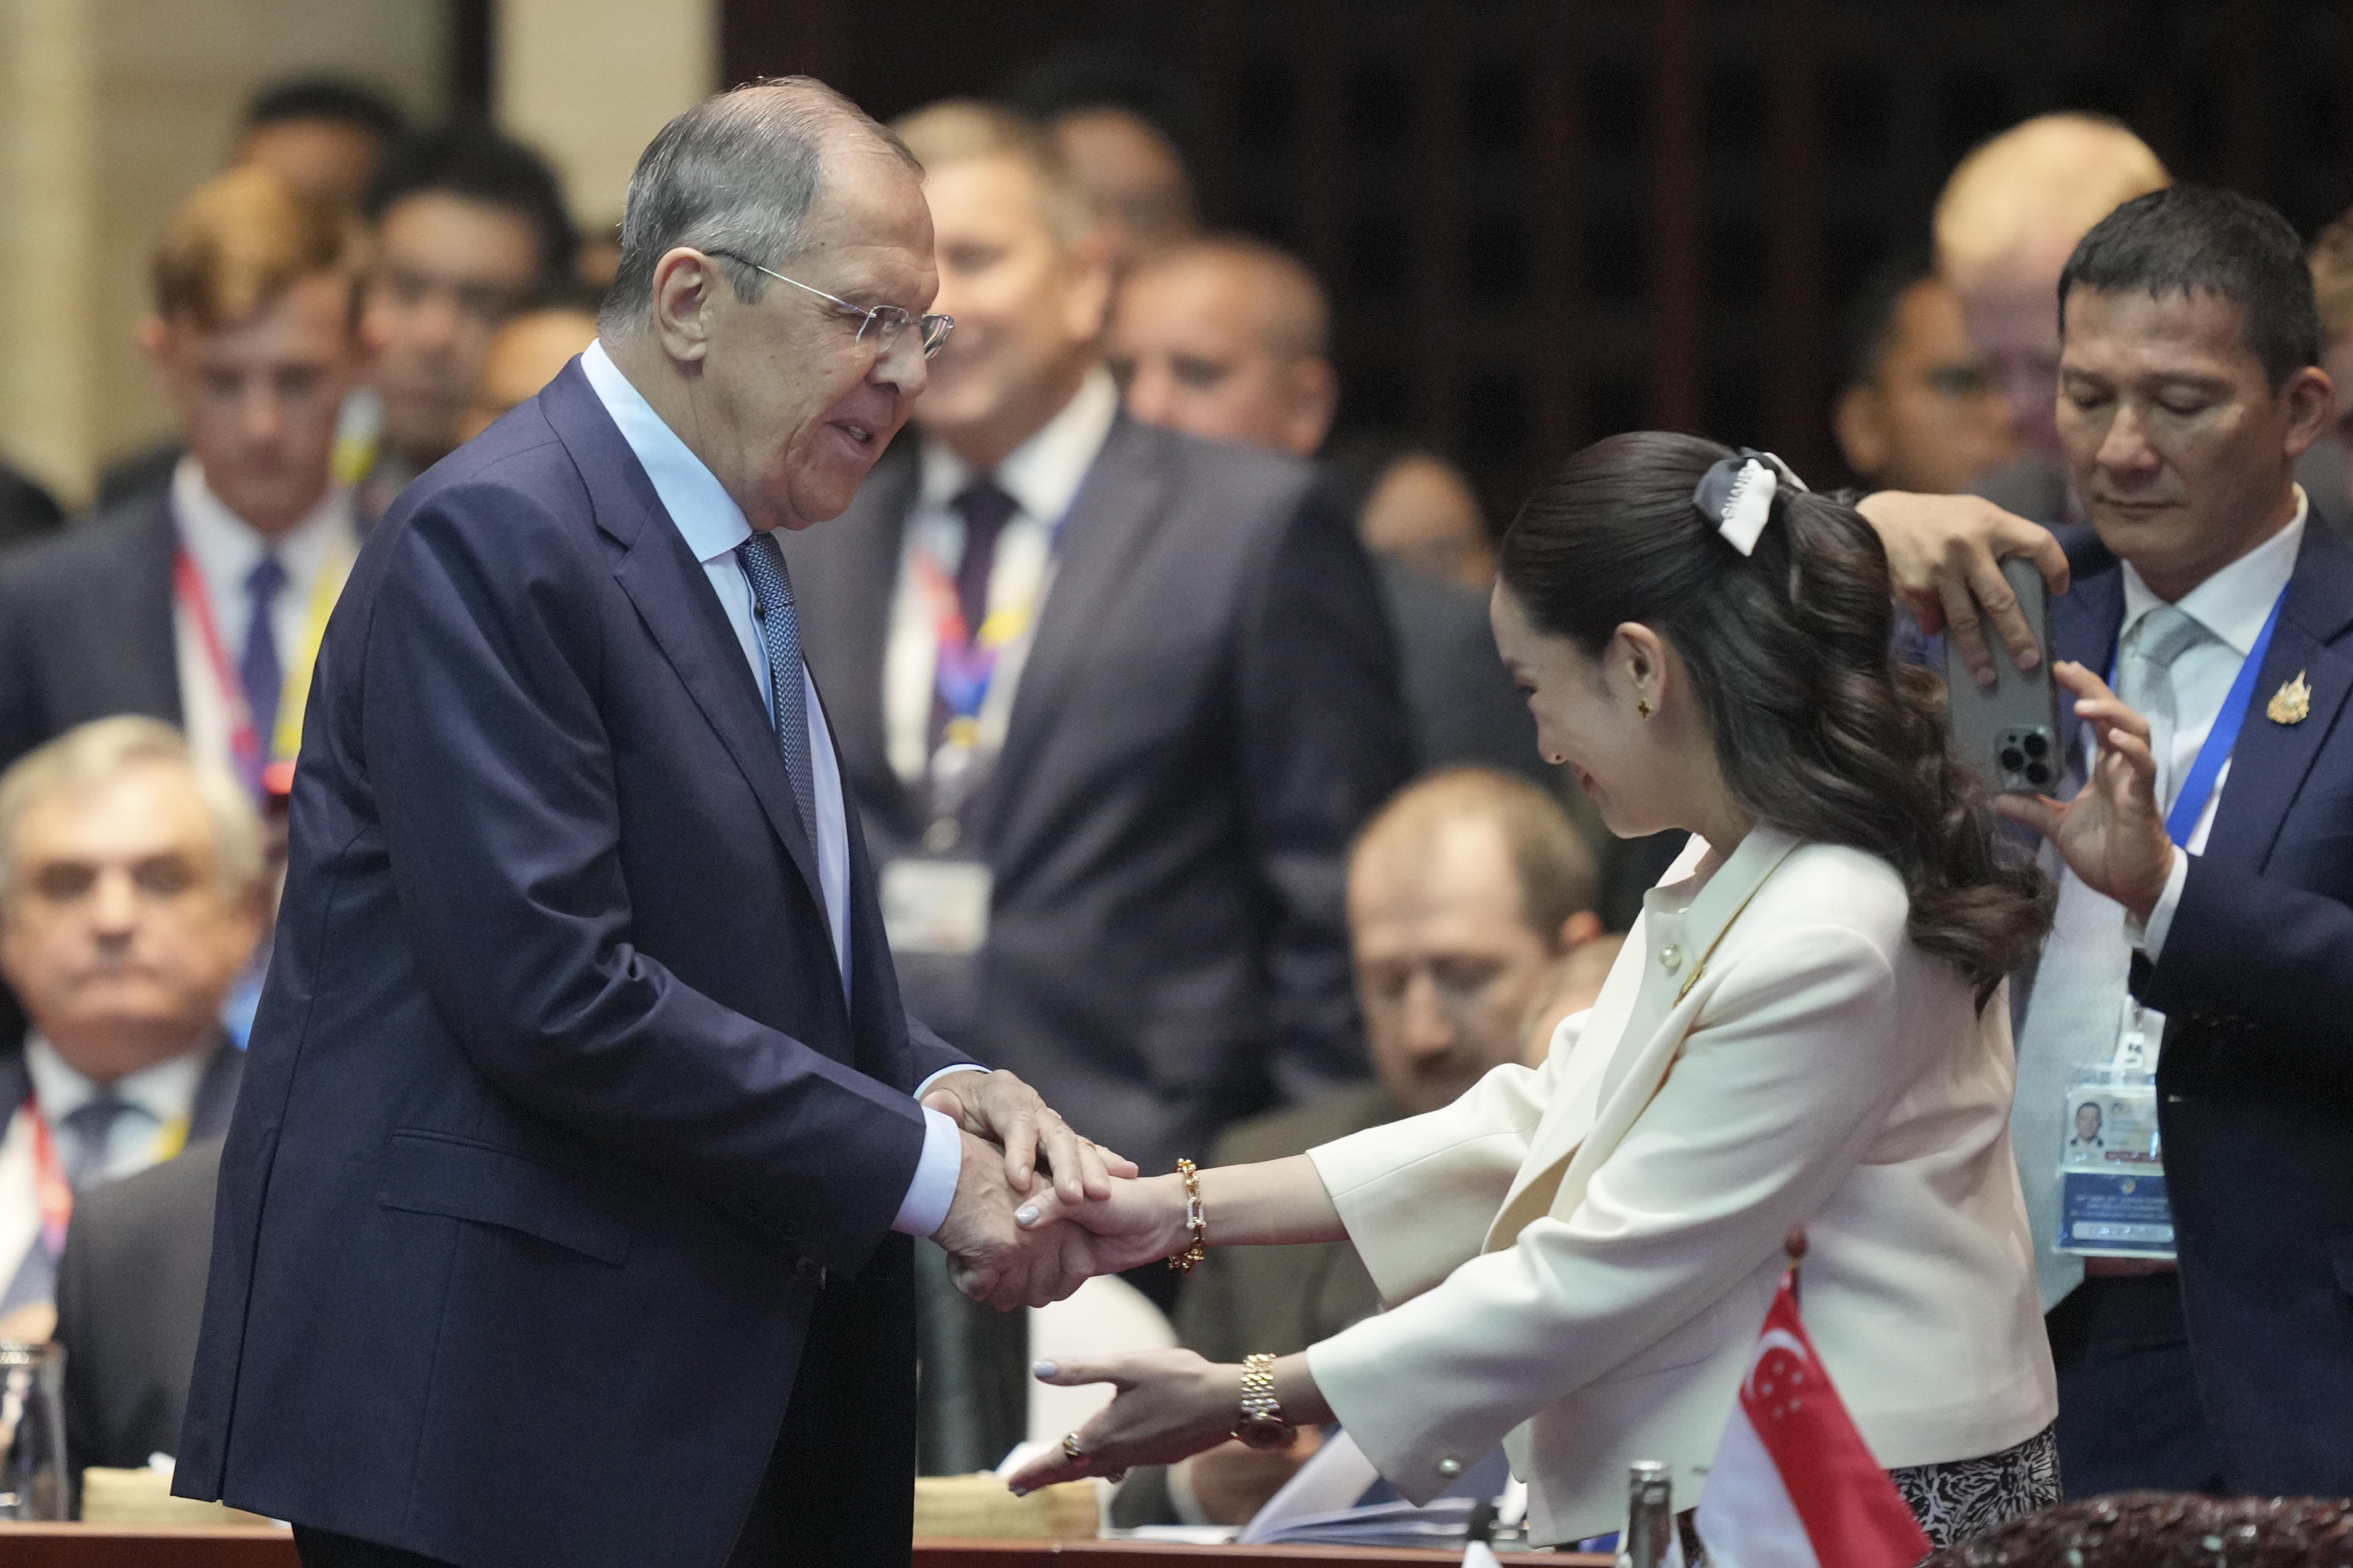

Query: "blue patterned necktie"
(735, 532), (820, 838)
(241, 555), (287, 762)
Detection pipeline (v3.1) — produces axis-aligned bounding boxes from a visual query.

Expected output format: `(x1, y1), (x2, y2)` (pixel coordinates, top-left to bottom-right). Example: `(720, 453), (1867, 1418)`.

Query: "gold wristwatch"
(1232, 1352), (1297, 1450)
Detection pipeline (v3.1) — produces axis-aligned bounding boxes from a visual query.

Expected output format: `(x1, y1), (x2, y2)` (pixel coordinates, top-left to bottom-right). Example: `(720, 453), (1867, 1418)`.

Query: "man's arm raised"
(1855, 490), (2072, 685)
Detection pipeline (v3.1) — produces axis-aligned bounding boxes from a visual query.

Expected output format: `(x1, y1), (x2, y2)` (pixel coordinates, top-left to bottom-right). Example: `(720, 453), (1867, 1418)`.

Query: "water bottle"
(1618, 1459), (1675, 1568)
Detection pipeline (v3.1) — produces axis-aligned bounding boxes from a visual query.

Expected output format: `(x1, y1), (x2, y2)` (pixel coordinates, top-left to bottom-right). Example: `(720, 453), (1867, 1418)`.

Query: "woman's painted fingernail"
(1009, 1485), (1029, 1498)
(1015, 1204), (1040, 1227)
(1032, 1360), (1057, 1378)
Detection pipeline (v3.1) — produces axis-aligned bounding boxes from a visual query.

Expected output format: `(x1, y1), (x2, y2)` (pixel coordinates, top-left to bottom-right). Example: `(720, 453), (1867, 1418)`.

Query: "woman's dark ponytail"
(1499, 431), (2052, 1001)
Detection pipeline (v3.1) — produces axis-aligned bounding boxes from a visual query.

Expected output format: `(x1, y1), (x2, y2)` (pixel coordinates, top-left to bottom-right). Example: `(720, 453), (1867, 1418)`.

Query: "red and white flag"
(1692, 1271), (1931, 1568)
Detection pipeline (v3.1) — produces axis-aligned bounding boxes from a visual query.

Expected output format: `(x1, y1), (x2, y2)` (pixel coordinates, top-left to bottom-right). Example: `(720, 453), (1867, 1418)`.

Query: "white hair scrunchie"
(1692, 449), (1808, 556)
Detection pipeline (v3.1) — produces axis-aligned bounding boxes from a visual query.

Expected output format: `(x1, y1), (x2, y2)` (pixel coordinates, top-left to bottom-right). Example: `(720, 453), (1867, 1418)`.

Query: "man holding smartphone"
(1860, 187), (2353, 1501)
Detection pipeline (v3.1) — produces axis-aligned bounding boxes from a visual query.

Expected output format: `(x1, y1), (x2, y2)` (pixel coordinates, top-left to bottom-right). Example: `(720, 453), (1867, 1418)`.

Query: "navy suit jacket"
(779, 418), (1410, 1181)
(0, 484), (181, 772)
(174, 361), (965, 1567)
(2048, 517), (2353, 1494)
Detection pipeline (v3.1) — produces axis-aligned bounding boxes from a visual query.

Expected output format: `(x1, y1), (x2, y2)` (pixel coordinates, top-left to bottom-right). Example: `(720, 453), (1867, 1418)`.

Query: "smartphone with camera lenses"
(1944, 555), (2063, 796)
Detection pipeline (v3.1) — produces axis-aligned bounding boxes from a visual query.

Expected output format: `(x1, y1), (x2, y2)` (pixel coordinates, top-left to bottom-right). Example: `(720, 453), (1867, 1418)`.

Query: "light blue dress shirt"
(581, 341), (972, 1238)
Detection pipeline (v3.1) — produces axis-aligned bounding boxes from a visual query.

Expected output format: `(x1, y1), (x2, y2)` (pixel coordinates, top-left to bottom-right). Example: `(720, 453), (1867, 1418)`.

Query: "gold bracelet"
(1232, 1352), (1297, 1450)
(1167, 1158), (1207, 1273)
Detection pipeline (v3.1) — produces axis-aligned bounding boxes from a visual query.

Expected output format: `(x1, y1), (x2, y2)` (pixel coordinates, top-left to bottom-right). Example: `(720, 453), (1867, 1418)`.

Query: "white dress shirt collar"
(23, 1032), (205, 1132)
(2118, 486), (2306, 656)
(172, 455), (356, 607)
(917, 365), (1121, 524)
(579, 340), (753, 561)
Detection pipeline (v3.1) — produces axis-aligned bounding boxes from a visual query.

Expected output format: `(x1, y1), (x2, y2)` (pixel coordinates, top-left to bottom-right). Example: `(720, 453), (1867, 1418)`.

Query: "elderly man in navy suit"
(1869, 186), (2353, 1499)
(174, 79), (1122, 1568)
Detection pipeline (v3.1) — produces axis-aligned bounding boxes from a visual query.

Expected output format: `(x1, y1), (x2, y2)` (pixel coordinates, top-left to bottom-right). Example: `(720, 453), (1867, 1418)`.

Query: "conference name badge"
(881, 858), (992, 956)
(2055, 1060), (2173, 1260)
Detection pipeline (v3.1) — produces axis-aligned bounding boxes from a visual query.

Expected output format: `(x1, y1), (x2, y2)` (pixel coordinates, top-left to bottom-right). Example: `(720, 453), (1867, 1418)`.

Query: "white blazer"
(1305, 826), (2056, 1546)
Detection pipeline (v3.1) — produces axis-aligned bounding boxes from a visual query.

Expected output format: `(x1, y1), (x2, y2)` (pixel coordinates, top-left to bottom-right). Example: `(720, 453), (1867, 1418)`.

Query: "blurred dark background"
(589, 0), (2353, 527)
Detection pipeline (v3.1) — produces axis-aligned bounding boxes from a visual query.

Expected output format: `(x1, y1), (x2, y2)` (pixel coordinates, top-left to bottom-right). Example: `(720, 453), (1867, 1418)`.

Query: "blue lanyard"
(2107, 589), (2287, 847)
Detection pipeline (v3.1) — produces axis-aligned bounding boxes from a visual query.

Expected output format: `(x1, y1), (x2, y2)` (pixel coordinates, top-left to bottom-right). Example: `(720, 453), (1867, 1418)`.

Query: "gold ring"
(1062, 1431), (1085, 1464)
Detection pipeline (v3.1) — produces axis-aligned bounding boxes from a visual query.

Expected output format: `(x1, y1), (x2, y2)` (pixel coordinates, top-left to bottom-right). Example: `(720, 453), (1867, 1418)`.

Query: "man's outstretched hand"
(922, 1069), (1138, 1203)
(932, 1129), (1118, 1311)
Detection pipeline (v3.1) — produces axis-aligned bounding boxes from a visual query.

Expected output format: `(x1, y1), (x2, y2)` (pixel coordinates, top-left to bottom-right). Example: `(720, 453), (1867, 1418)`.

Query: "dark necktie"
(735, 532), (820, 839)
(241, 555), (288, 756)
(950, 478), (1019, 640)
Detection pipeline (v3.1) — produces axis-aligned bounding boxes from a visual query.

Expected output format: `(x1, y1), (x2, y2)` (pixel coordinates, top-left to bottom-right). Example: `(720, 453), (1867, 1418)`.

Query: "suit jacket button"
(795, 1256), (820, 1279)
(1436, 1456), (1463, 1479)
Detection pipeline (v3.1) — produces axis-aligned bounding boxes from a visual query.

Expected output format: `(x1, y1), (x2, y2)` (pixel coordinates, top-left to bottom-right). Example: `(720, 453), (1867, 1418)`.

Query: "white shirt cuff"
(893, 1104), (966, 1237)
(915, 1063), (988, 1100)
(2128, 849), (2192, 958)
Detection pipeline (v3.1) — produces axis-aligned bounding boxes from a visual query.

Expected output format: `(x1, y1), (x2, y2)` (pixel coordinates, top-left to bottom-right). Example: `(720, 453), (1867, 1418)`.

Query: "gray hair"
(600, 77), (919, 338)
(0, 716), (266, 903)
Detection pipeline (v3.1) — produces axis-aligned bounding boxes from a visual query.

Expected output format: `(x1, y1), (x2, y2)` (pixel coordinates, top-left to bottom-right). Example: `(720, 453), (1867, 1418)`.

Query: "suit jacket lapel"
(983, 416), (1168, 854)
(538, 366), (828, 907)
(130, 489), (186, 724)
(2200, 525), (2353, 872)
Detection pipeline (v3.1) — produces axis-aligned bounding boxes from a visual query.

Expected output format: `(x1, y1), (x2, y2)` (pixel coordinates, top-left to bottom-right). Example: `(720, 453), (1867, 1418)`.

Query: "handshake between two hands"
(919, 1069), (1188, 1312)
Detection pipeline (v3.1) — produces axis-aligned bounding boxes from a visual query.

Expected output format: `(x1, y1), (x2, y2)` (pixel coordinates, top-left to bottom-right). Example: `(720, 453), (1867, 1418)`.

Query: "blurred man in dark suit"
(1106, 235), (1541, 790)
(0, 169), (368, 790)
(55, 1138), (223, 1476)
(0, 719), (261, 1344)
(1116, 767), (1600, 1525)
(781, 103), (1409, 1194)
(0, 461), (64, 555)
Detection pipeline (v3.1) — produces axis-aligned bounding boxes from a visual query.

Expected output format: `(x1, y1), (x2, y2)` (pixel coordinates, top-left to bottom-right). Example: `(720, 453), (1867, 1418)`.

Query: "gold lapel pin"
(2268, 669), (2312, 725)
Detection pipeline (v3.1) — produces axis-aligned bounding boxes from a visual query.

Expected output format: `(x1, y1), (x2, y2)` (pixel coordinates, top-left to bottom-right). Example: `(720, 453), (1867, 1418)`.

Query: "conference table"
(0, 1525), (1617, 1565)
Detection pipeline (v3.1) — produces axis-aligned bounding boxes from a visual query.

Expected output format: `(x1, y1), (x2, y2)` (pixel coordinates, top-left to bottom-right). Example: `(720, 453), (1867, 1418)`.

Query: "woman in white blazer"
(1006, 433), (2061, 1550)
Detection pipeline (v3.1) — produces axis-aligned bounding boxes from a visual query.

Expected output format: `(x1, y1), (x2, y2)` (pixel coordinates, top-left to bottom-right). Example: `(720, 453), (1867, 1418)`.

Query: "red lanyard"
(173, 547), (266, 790)
(24, 1098), (72, 1259)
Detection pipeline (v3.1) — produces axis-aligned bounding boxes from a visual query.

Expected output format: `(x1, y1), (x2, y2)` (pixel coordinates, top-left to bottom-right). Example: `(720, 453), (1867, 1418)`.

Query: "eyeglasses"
(704, 249), (953, 359)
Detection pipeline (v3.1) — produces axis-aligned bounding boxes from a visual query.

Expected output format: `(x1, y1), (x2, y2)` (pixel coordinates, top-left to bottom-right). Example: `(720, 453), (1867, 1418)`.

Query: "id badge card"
(2055, 1063), (2174, 1259)
(881, 857), (992, 956)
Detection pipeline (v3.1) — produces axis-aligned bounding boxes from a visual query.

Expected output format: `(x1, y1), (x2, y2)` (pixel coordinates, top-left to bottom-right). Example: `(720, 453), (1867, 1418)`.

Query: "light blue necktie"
(735, 532), (819, 839)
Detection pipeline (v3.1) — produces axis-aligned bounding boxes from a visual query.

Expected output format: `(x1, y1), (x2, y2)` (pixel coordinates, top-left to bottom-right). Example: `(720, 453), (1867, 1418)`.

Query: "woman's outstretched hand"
(1013, 1171), (1192, 1279)
(1005, 1350), (1244, 1493)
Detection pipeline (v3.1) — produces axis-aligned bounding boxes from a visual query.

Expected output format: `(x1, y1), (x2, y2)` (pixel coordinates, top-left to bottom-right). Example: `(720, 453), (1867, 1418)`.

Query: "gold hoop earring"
(1637, 698), (1654, 720)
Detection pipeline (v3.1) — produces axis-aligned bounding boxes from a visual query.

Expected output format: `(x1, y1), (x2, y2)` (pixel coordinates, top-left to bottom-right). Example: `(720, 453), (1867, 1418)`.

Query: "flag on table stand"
(1692, 1269), (1931, 1568)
